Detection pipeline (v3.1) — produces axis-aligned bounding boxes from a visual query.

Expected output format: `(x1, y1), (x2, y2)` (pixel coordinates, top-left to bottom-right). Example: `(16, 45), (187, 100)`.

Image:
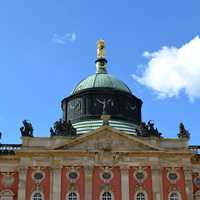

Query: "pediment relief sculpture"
(55, 126), (162, 152)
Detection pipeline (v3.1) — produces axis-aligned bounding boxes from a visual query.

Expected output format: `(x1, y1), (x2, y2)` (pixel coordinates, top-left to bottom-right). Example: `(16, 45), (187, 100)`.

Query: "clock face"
(68, 98), (82, 114)
(126, 102), (136, 111)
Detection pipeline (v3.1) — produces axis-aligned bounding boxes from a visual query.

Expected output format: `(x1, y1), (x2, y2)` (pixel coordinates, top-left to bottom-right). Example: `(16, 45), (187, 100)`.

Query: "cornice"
(0, 155), (19, 161)
(15, 149), (192, 158)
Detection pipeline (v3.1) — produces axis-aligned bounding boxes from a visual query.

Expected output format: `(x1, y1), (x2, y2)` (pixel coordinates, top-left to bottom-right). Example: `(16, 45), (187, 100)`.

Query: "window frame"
(32, 170), (45, 183)
(100, 191), (114, 200)
(168, 191), (181, 200)
(66, 191), (79, 200)
(195, 191), (200, 200)
(31, 191), (44, 200)
(66, 170), (80, 183)
(0, 189), (14, 200)
(135, 191), (147, 200)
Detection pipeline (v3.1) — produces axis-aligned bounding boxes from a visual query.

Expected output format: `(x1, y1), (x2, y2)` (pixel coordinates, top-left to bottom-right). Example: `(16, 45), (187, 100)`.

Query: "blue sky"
(0, 0), (200, 144)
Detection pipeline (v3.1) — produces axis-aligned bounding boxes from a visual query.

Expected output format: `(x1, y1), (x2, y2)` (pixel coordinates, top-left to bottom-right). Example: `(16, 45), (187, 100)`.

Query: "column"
(184, 167), (193, 200)
(121, 166), (129, 200)
(18, 167), (27, 200)
(51, 167), (61, 200)
(85, 165), (93, 200)
(152, 165), (163, 200)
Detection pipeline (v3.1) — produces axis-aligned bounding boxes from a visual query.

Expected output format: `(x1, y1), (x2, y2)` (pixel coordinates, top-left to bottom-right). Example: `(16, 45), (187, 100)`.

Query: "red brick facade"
(61, 166), (85, 200)
(0, 172), (18, 200)
(92, 166), (121, 200)
(129, 166), (153, 200)
(25, 167), (51, 200)
(0, 166), (196, 200)
(162, 167), (187, 200)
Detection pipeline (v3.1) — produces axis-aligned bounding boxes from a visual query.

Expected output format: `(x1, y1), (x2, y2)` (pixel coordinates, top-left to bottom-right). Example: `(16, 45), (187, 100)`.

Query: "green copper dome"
(62, 40), (142, 135)
(72, 40), (132, 94)
(73, 73), (132, 94)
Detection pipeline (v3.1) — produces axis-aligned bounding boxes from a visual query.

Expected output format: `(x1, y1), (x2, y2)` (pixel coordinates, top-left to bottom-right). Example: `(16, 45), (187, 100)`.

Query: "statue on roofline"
(177, 122), (190, 140)
(136, 120), (162, 138)
(50, 119), (77, 137)
(20, 120), (34, 137)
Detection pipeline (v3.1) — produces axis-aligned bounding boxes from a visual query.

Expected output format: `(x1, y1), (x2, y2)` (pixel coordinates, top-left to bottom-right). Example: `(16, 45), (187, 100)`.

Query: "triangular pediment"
(55, 126), (162, 152)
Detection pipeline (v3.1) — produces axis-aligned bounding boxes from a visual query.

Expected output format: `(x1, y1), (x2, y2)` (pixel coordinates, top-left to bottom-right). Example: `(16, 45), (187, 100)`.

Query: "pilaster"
(18, 167), (27, 200)
(85, 165), (93, 200)
(51, 167), (61, 200)
(152, 165), (163, 200)
(121, 166), (129, 200)
(184, 167), (193, 200)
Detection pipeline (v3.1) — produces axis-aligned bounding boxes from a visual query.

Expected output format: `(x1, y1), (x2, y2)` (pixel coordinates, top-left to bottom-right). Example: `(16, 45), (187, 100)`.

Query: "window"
(169, 192), (179, 200)
(102, 172), (112, 180)
(194, 177), (200, 187)
(32, 172), (44, 182)
(134, 170), (147, 183)
(195, 191), (200, 200)
(167, 172), (179, 183)
(102, 192), (112, 200)
(100, 170), (113, 183)
(0, 190), (14, 200)
(0, 197), (13, 200)
(67, 170), (79, 183)
(195, 190), (200, 200)
(2, 175), (14, 187)
(32, 192), (43, 200)
(136, 192), (146, 200)
(68, 192), (78, 200)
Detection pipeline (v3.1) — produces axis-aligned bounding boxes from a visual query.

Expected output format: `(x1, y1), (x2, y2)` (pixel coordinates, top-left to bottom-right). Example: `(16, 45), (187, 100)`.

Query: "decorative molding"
(66, 168), (80, 183)
(100, 184), (113, 192)
(166, 168), (180, 184)
(100, 167), (113, 183)
(168, 185), (179, 193)
(134, 168), (147, 184)
(32, 170), (45, 184)
(194, 175), (200, 188)
(0, 189), (14, 197)
(1, 174), (15, 187)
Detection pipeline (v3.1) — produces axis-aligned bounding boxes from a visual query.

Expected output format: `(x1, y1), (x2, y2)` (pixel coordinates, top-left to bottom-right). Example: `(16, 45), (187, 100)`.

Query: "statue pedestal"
(101, 115), (111, 126)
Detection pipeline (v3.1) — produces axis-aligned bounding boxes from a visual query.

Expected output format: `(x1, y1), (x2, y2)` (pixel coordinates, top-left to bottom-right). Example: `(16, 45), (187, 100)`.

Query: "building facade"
(0, 40), (200, 200)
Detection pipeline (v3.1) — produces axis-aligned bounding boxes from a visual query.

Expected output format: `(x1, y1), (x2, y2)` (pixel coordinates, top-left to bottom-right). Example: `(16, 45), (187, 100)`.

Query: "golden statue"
(97, 39), (105, 58)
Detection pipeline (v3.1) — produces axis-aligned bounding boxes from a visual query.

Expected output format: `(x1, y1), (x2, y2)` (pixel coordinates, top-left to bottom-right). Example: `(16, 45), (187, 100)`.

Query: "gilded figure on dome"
(97, 39), (105, 58)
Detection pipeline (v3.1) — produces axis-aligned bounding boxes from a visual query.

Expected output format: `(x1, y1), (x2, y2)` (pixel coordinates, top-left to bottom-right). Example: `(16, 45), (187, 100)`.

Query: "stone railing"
(189, 145), (200, 163)
(189, 145), (200, 154)
(0, 144), (21, 155)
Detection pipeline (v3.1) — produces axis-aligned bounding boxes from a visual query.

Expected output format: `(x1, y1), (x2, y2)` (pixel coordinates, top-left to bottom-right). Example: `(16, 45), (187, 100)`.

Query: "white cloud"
(133, 36), (200, 101)
(52, 32), (77, 45)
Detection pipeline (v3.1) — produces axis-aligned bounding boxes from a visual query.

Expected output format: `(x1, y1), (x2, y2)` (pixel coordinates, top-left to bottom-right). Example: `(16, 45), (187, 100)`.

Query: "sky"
(0, 0), (200, 145)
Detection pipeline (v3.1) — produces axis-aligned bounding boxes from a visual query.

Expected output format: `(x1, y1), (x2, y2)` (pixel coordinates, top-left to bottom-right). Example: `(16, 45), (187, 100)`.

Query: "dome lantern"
(95, 39), (108, 74)
(61, 40), (143, 135)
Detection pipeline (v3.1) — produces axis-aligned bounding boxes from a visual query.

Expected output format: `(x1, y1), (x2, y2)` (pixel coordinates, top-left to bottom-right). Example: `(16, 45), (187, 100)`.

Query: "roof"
(72, 73), (132, 94)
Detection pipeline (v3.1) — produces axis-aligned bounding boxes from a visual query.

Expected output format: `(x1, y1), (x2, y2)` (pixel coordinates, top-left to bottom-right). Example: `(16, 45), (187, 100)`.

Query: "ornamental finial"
(97, 39), (105, 58)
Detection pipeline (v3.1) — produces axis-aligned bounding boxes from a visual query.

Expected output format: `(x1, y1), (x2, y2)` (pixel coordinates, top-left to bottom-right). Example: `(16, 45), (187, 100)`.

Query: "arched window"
(67, 192), (78, 200)
(136, 192), (146, 200)
(169, 192), (180, 200)
(102, 192), (112, 200)
(0, 197), (13, 200)
(195, 190), (200, 200)
(32, 192), (43, 200)
(0, 190), (14, 200)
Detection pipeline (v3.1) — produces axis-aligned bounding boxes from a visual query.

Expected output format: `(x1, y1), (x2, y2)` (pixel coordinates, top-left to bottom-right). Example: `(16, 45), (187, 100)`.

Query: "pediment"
(55, 126), (162, 152)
